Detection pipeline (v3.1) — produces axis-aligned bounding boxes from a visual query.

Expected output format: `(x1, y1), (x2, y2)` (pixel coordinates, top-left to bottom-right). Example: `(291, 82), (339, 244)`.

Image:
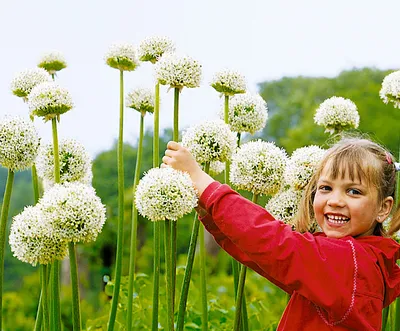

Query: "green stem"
(176, 213), (200, 331)
(42, 264), (50, 330)
(31, 164), (40, 203)
(34, 291), (43, 331)
(151, 82), (161, 331)
(50, 117), (61, 330)
(108, 69), (125, 331)
(237, 133), (241, 148)
(127, 113), (145, 330)
(224, 95), (230, 186)
(68, 242), (81, 330)
(0, 170), (14, 331)
(165, 220), (174, 331)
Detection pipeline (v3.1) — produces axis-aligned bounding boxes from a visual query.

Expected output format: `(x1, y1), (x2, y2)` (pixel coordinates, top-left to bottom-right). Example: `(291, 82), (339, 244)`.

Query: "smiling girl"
(162, 137), (400, 330)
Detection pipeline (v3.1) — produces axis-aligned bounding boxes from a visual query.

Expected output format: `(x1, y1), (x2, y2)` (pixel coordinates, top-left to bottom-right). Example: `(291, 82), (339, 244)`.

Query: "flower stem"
(69, 242), (81, 330)
(0, 169), (14, 331)
(237, 132), (241, 148)
(152, 82), (161, 331)
(108, 69), (125, 331)
(42, 264), (50, 330)
(50, 117), (61, 330)
(165, 220), (174, 331)
(127, 113), (145, 330)
(31, 164), (40, 203)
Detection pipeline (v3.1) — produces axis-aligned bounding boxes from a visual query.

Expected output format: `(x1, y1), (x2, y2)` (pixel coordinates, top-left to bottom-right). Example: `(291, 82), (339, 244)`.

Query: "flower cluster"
(155, 53), (202, 89)
(379, 70), (400, 108)
(104, 43), (139, 71)
(135, 167), (198, 221)
(0, 116), (40, 171)
(137, 36), (176, 63)
(9, 206), (68, 266)
(314, 96), (359, 134)
(10, 68), (52, 99)
(210, 69), (246, 95)
(284, 146), (325, 190)
(230, 140), (288, 195)
(223, 93), (268, 134)
(38, 50), (67, 74)
(39, 182), (106, 243)
(181, 120), (237, 164)
(126, 88), (155, 114)
(266, 189), (303, 226)
(208, 161), (225, 176)
(28, 82), (73, 121)
(36, 138), (92, 188)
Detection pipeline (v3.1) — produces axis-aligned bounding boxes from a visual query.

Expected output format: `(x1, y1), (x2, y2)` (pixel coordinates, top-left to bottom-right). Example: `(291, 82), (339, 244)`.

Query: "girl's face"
(313, 162), (384, 239)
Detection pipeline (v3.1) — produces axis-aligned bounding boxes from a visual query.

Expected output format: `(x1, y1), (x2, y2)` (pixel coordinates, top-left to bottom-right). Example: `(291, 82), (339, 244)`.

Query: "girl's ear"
(377, 196), (394, 223)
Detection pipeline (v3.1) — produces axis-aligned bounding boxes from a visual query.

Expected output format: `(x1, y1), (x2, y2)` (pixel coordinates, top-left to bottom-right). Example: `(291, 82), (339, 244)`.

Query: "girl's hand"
(162, 141), (214, 196)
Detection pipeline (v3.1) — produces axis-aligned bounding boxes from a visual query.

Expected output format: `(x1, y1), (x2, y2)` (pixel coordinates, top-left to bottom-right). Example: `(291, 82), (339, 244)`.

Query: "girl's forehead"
(320, 158), (369, 185)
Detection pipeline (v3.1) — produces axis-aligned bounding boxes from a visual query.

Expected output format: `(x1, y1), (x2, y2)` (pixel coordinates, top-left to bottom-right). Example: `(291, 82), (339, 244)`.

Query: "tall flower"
(28, 82), (73, 121)
(211, 69), (246, 96)
(126, 88), (155, 114)
(10, 68), (52, 99)
(223, 92), (268, 134)
(230, 140), (288, 195)
(314, 96), (359, 134)
(0, 116), (40, 171)
(36, 138), (92, 188)
(155, 53), (202, 89)
(266, 189), (303, 227)
(138, 36), (175, 63)
(104, 43), (139, 71)
(380, 70), (400, 108)
(283, 146), (325, 190)
(9, 206), (67, 266)
(182, 120), (237, 164)
(38, 51), (67, 75)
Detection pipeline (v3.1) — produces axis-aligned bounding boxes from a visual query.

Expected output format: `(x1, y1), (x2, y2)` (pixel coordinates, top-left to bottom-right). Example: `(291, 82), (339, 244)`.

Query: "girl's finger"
(165, 149), (174, 157)
(162, 155), (170, 164)
(167, 141), (180, 151)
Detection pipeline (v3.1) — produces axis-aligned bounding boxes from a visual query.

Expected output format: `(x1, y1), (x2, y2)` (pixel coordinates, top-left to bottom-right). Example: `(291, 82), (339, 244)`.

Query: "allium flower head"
(0, 116), (40, 171)
(230, 140), (288, 195)
(138, 36), (176, 63)
(9, 206), (68, 266)
(314, 96), (359, 134)
(39, 182), (106, 243)
(28, 82), (73, 121)
(104, 43), (139, 71)
(135, 167), (198, 222)
(208, 161), (225, 177)
(284, 146), (325, 190)
(36, 138), (92, 187)
(266, 189), (303, 226)
(181, 120), (237, 164)
(380, 70), (400, 108)
(223, 93), (268, 134)
(155, 53), (202, 89)
(126, 87), (155, 114)
(38, 51), (67, 74)
(210, 69), (246, 95)
(10, 68), (52, 99)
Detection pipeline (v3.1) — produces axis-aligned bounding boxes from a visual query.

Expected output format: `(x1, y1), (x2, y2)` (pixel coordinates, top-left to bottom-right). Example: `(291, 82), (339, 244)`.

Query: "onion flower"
(10, 68), (52, 99)
(126, 87), (155, 114)
(38, 51), (67, 74)
(266, 189), (303, 227)
(138, 36), (175, 63)
(104, 42), (139, 71)
(211, 69), (246, 95)
(380, 70), (400, 108)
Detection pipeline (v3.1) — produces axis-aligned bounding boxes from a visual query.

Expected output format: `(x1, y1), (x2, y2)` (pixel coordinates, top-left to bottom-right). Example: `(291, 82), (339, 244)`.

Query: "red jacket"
(197, 182), (400, 330)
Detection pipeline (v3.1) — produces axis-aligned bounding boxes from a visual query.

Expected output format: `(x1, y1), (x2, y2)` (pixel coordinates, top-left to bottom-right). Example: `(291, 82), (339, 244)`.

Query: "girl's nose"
(327, 192), (345, 208)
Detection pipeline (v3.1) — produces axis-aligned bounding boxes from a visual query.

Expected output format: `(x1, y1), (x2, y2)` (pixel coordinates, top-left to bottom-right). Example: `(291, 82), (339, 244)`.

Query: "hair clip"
(395, 162), (400, 172)
(385, 152), (393, 164)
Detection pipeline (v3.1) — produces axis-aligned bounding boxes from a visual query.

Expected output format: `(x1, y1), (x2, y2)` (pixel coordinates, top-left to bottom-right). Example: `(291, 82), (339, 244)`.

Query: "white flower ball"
(223, 93), (268, 134)
(155, 53), (202, 89)
(104, 42), (139, 71)
(0, 116), (40, 171)
(10, 68), (52, 99)
(137, 36), (176, 63)
(380, 71), (400, 108)
(126, 87), (155, 113)
(9, 206), (68, 266)
(135, 167), (198, 222)
(314, 96), (359, 134)
(230, 140), (288, 195)
(266, 189), (303, 226)
(283, 146), (325, 190)
(36, 138), (92, 187)
(39, 182), (106, 243)
(210, 69), (246, 95)
(38, 50), (67, 74)
(208, 161), (225, 177)
(181, 120), (237, 164)
(28, 82), (73, 121)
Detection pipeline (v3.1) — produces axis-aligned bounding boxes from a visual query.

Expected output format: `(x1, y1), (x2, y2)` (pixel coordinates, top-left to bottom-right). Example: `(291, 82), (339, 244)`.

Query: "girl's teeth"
(327, 215), (349, 224)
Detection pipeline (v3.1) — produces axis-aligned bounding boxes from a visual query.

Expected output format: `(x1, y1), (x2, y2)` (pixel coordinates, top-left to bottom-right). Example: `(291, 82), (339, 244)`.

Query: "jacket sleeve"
(198, 181), (357, 319)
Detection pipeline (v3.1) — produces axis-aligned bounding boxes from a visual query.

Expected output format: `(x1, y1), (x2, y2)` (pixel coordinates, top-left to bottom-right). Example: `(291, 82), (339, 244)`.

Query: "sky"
(1, 0), (400, 158)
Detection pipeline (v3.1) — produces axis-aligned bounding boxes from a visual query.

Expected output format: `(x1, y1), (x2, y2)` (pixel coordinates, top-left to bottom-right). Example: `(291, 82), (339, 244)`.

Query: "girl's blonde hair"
(295, 137), (400, 236)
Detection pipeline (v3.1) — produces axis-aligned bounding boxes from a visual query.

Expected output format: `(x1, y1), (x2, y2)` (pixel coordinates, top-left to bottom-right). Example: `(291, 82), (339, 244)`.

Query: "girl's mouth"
(325, 214), (350, 226)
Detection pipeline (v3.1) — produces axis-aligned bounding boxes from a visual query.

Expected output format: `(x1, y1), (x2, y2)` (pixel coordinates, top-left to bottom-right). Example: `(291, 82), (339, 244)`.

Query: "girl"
(162, 137), (400, 330)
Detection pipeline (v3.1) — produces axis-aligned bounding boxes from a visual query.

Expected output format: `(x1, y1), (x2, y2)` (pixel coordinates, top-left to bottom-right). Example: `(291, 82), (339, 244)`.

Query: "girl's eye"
(348, 188), (361, 195)
(318, 185), (331, 191)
